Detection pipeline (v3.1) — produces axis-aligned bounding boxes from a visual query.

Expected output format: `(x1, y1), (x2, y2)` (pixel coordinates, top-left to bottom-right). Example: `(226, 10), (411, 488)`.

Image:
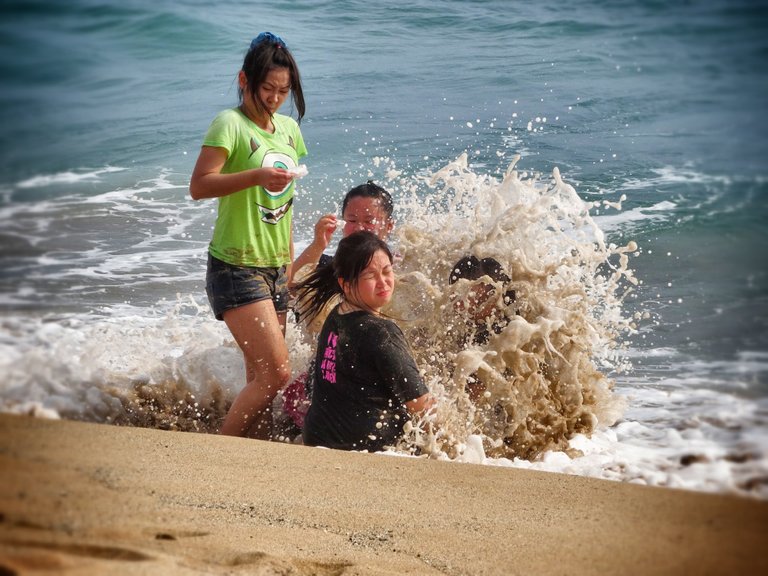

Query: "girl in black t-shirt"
(294, 231), (433, 451)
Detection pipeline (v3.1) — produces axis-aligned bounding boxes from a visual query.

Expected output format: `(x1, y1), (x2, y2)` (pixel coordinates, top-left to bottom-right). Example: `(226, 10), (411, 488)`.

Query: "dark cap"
(449, 255), (511, 285)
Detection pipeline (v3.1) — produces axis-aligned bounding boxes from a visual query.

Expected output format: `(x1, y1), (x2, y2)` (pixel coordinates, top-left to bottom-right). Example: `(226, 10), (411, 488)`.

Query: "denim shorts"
(206, 254), (289, 320)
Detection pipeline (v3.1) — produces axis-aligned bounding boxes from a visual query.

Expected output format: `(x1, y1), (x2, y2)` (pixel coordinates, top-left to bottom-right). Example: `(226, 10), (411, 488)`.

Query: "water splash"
(383, 154), (638, 460)
(0, 155), (638, 464)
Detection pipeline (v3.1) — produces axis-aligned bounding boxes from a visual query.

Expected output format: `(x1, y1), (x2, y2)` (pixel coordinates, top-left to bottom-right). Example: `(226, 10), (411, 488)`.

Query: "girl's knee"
(275, 362), (292, 388)
(247, 358), (291, 390)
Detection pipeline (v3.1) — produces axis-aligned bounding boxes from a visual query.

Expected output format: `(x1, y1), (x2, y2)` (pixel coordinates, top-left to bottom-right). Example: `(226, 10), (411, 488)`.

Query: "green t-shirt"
(203, 108), (307, 267)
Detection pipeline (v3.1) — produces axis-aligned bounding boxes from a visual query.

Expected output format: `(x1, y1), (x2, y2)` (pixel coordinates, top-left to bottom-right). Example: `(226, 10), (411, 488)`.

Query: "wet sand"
(1, 413), (766, 575)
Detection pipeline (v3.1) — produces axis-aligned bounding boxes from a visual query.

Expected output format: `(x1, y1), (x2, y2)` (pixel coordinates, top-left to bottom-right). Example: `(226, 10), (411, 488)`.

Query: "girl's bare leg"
(219, 300), (290, 438)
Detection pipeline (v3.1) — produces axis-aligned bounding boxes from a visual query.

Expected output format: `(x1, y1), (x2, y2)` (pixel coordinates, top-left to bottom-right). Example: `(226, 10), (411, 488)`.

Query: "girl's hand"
(312, 214), (338, 249)
(189, 148), (299, 200)
(290, 213), (336, 284)
(257, 167), (295, 192)
(406, 393), (435, 415)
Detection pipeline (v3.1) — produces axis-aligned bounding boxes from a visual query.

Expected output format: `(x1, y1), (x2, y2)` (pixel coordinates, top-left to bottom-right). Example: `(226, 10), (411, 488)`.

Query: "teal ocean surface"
(0, 0), (766, 497)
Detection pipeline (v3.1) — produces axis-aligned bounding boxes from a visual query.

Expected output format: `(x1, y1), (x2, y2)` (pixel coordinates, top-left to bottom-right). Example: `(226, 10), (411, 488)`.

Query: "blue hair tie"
(251, 32), (287, 50)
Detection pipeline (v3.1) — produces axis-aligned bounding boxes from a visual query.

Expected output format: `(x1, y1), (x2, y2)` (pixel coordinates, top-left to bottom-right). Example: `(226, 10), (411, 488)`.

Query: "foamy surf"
(15, 166), (127, 189)
(0, 156), (765, 499)
(375, 154), (636, 460)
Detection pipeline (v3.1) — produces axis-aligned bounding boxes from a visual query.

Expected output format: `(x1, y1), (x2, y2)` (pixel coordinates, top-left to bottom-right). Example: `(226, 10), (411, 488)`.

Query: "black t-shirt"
(303, 305), (428, 452)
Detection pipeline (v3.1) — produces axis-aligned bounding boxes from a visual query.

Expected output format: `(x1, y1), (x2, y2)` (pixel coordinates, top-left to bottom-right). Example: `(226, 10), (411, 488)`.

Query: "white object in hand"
(287, 164), (308, 178)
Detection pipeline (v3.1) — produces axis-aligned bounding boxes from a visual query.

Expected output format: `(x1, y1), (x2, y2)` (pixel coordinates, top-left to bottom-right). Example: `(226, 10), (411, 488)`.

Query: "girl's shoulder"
(217, 107), (240, 117)
(339, 311), (400, 339)
(211, 107), (239, 120)
(203, 109), (244, 148)
(272, 113), (301, 131)
(207, 108), (245, 131)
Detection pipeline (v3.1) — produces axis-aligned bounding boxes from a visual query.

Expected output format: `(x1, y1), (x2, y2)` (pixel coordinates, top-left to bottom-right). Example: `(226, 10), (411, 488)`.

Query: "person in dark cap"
(448, 255), (517, 402)
(449, 255), (516, 345)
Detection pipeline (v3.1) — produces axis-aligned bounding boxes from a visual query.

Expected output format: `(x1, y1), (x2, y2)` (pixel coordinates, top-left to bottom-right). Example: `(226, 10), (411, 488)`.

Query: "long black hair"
(295, 231), (393, 324)
(239, 33), (306, 123)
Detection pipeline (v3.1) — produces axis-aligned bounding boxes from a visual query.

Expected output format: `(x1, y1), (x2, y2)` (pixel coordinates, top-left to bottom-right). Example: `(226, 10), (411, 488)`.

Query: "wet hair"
(239, 34), (306, 123)
(342, 181), (394, 220)
(295, 231), (393, 324)
(449, 255), (510, 284)
(449, 255), (515, 304)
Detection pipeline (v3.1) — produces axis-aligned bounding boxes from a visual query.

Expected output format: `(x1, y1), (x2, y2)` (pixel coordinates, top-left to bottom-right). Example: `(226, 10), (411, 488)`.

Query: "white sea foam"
(1, 156), (765, 499)
(372, 154), (638, 460)
(617, 166), (732, 192)
(16, 166), (127, 189)
(592, 201), (677, 233)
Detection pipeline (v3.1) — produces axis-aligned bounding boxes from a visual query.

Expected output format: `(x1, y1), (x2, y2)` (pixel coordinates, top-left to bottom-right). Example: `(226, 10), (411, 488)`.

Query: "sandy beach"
(0, 413), (766, 575)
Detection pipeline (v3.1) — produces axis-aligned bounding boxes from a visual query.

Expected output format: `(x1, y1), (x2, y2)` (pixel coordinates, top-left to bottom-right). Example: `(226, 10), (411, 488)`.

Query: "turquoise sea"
(1, 0), (766, 497)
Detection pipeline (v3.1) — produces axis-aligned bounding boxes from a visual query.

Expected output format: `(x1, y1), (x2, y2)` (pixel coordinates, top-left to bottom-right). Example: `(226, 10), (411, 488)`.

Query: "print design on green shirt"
(252, 136), (298, 226)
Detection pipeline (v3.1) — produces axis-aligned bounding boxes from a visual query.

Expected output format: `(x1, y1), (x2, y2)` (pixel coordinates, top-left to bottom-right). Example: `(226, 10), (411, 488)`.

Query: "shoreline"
(1, 414), (766, 575)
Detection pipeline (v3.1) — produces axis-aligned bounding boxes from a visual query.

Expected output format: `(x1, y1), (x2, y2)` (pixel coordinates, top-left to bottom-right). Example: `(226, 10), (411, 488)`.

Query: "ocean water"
(1, 0), (767, 498)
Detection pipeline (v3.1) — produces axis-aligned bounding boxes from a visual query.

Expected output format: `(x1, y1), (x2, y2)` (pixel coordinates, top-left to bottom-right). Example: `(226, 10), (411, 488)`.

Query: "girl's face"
(240, 67), (291, 118)
(342, 196), (393, 240)
(453, 281), (505, 324)
(342, 249), (395, 313)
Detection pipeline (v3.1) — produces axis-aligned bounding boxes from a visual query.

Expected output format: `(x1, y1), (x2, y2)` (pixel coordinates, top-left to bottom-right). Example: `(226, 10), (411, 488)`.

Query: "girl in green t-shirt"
(189, 32), (307, 438)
